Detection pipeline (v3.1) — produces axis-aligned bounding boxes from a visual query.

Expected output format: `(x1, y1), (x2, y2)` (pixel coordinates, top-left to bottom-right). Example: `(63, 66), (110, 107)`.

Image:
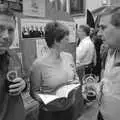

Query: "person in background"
(0, 3), (27, 120)
(76, 25), (96, 81)
(91, 28), (103, 81)
(30, 21), (83, 120)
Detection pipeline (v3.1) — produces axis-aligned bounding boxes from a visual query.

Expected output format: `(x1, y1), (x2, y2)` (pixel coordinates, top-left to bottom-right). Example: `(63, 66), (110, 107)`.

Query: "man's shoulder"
(80, 37), (94, 49)
(86, 37), (95, 48)
(81, 37), (92, 45)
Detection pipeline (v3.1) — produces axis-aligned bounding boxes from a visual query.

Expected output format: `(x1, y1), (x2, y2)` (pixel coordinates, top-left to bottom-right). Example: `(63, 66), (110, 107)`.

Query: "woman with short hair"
(30, 21), (81, 120)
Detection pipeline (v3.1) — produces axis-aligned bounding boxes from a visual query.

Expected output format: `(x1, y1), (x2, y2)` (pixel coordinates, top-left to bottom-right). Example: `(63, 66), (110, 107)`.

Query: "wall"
(86, 0), (102, 11)
(46, 0), (73, 21)
(73, 0), (103, 25)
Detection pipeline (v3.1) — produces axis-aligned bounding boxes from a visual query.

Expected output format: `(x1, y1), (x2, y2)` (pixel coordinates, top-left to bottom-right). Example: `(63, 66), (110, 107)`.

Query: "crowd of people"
(1, 2), (120, 120)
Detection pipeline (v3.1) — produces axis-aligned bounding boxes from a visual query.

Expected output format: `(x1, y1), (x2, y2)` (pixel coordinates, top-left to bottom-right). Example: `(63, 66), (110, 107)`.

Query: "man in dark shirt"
(0, 3), (27, 120)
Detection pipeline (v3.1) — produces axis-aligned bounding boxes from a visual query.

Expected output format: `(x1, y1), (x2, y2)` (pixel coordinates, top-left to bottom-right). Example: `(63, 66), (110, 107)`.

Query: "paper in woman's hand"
(40, 88), (78, 111)
(38, 83), (80, 105)
(38, 94), (59, 104)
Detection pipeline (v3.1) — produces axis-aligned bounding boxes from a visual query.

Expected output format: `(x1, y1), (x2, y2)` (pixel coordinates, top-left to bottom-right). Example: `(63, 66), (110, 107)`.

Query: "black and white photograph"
(0, 0), (120, 120)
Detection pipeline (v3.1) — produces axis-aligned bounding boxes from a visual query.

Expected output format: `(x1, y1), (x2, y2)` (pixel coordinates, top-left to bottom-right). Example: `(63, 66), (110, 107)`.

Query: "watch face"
(7, 70), (17, 81)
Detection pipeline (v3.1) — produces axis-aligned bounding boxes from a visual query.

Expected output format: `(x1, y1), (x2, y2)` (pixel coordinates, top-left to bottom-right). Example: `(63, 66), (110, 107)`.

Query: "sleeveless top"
(31, 52), (79, 94)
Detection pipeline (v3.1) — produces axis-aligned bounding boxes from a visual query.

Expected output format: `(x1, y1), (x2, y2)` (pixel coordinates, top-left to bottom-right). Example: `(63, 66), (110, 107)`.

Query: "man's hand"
(9, 77), (26, 96)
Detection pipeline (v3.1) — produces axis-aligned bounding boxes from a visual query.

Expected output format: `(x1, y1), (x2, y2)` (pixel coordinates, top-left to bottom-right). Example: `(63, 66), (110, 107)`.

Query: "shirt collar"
(78, 36), (90, 46)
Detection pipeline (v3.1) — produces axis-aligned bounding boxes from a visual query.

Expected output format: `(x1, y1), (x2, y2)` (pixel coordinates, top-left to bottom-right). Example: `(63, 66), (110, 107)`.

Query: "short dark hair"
(45, 21), (69, 48)
(79, 25), (90, 36)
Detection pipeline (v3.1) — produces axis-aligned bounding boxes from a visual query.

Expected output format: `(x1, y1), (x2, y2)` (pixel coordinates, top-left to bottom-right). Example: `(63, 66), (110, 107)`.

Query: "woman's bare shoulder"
(61, 52), (73, 58)
(61, 52), (73, 61)
(32, 57), (48, 70)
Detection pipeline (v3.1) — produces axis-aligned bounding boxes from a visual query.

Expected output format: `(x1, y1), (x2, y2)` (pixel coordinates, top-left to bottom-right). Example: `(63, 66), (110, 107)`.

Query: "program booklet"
(38, 83), (80, 104)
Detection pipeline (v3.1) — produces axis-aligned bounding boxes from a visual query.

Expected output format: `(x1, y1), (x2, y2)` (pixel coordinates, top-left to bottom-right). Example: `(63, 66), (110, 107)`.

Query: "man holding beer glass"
(0, 3), (27, 120)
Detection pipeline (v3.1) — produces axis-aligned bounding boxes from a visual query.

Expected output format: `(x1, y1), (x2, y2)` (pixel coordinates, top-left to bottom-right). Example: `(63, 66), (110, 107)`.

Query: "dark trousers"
(38, 87), (84, 120)
(38, 107), (73, 120)
(85, 63), (94, 75)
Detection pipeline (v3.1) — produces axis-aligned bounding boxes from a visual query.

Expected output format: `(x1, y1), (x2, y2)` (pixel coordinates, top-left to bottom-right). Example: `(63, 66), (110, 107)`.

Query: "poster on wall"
(36, 39), (49, 58)
(21, 18), (52, 58)
(58, 21), (76, 43)
(23, 0), (45, 17)
(10, 17), (19, 49)
(21, 18), (52, 39)
(70, 0), (85, 15)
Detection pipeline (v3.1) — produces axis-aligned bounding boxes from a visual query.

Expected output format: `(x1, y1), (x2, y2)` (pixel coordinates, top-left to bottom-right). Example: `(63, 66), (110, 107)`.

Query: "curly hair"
(45, 21), (69, 48)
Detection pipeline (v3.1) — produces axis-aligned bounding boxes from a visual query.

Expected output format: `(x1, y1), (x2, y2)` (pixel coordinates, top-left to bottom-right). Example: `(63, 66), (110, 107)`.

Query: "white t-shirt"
(76, 36), (96, 67)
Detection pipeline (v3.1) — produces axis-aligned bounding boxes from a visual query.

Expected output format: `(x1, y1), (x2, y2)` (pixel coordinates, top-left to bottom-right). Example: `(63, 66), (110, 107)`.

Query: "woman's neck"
(49, 48), (61, 61)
